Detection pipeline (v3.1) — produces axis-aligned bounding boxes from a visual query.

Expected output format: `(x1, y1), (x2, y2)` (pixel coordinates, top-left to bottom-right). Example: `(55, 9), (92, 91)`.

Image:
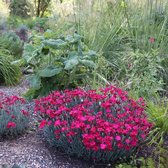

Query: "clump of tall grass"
(0, 48), (21, 85)
(72, 0), (168, 96)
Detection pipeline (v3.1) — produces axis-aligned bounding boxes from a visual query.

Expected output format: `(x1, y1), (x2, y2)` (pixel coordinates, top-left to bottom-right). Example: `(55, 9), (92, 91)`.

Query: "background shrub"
(9, 0), (31, 18)
(35, 85), (152, 163)
(0, 32), (23, 58)
(0, 92), (29, 137)
(16, 25), (28, 42)
(6, 16), (24, 29)
(33, 17), (49, 30)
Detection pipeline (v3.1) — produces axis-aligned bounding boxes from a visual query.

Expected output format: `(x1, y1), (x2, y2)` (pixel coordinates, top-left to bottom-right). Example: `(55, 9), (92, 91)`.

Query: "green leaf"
(11, 59), (26, 66)
(23, 44), (41, 63)
(87, 50), (97, 57)
(44, 29), (54, 39)
(79, 59), (95, 67)
(74, 33), (82, 41)
(65, 35), (76, 43)
(68, 51), (78, 57)
(23, 44), (35, 61)
(43, 39), (67, 49)
(28, 74), (41, 89)
(39, 66), (62, 77)
(64, 57), (79, 70)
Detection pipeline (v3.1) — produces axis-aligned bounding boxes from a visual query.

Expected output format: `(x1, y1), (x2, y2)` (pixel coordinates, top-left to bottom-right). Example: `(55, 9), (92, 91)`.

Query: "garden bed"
(0, 78), (168, 168)
(0, 79), (102, 168)
(1, 1), (168, 167)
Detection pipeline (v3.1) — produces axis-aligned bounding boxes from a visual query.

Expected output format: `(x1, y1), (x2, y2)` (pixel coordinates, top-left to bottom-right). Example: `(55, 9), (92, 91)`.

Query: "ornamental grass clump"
(35, 86), (153, 163)
(0, 92), (29, 137)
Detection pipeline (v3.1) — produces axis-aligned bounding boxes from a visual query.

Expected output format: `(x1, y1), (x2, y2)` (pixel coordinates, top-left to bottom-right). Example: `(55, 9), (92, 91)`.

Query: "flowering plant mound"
(0, 92), (29, 137)
(35, 86), (153, 163)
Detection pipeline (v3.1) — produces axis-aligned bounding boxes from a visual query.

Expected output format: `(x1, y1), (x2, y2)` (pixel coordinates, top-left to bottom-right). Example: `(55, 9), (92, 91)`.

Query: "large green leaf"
(11, 59), (26, 66)
(23, 44), (41, 63)
(39, 66), (62, 77)
(64, 57), (79, 70)
(74, 33), (83, 41)
(44, 29), (53, 39)
(43, 39), (67, 49)
(28, 74), (41, 89)
(68, 51), (78, 57)
(65, 35), (75, 43)
(87, 50), (97, 57)
(23, 44), (35, 61)
(79, 59), (95, 68)
(65, 35), (80, 44)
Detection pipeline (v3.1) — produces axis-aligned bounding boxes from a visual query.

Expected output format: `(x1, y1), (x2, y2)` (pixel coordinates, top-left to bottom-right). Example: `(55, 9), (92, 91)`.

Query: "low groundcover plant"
(0, 92), (29, 137)
(35, 85), (153, 163)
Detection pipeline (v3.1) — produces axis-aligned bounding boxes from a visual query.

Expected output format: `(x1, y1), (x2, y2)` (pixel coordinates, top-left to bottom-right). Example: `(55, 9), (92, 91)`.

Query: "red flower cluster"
(149, 37), (155, 43)
(35, 86), (153, 152)
(0, 92), (28, 131)
(0, 92), (25, 107)
(6, 122), (16, 128)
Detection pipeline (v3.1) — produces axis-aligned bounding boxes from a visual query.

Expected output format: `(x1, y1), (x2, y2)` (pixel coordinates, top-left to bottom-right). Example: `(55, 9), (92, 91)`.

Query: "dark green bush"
(16, 25), (28, 42)
(9, 0), (31, 18)
(0, 32), (23, 58)
(34, 17), (49, 30)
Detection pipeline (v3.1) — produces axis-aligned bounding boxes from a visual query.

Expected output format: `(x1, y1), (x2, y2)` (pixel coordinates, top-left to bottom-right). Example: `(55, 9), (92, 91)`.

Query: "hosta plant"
(0, 92), (29, 137)
(35, 85), (153, 163)
(22, 32), (97, 99)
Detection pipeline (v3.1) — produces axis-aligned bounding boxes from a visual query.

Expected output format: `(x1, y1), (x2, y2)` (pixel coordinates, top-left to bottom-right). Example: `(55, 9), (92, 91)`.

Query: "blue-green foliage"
(0, 93), (29, 137)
